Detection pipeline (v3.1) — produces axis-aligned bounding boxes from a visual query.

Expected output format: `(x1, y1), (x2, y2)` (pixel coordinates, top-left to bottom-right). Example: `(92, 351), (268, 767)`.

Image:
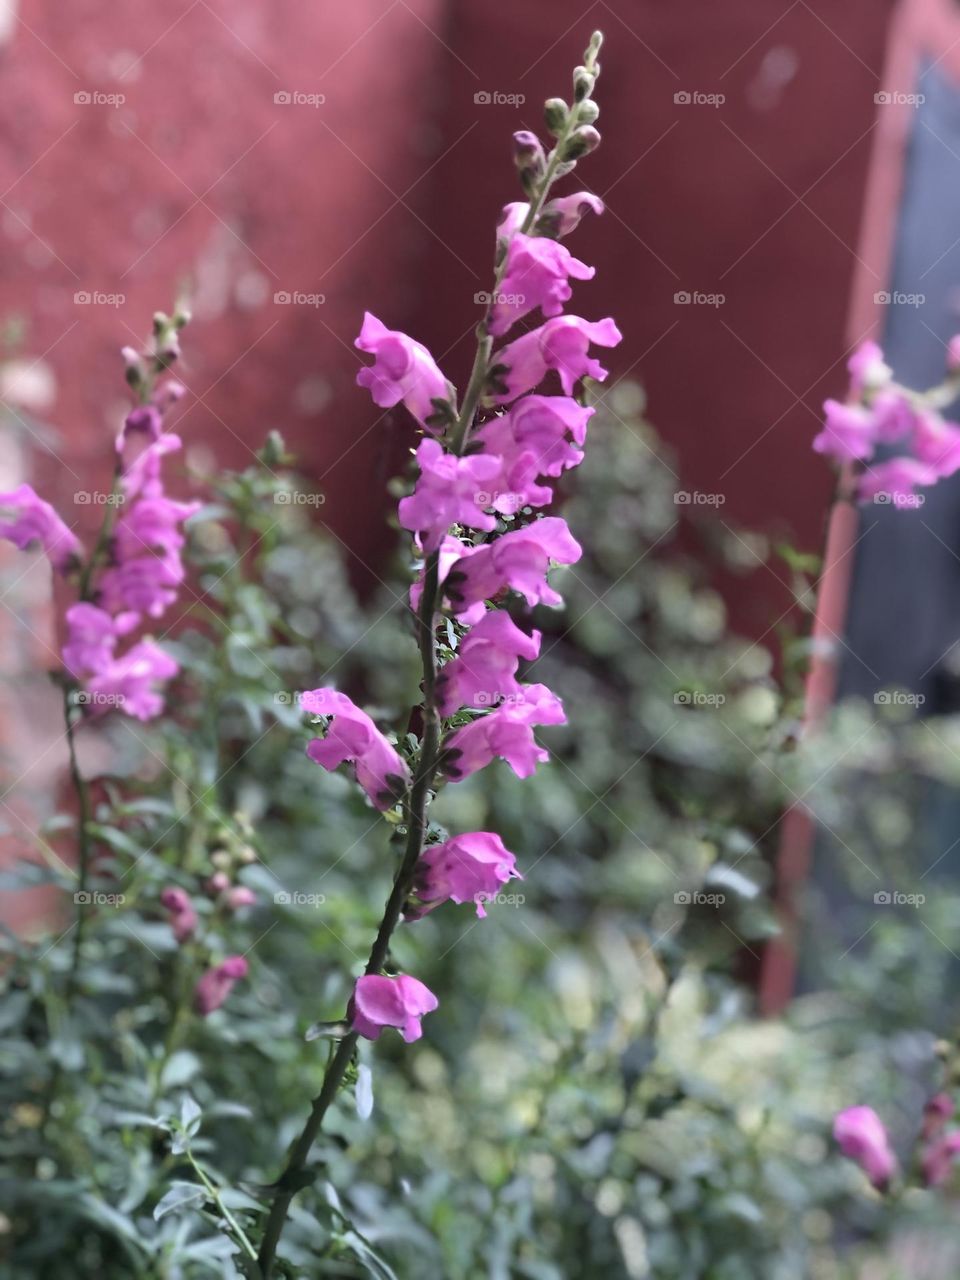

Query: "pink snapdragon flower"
(476, 395), (593, 478)
(160, 886), (199, 944)
(442, 682), (565, 780)
(921, 1130), (960, 1187)
(0, 483), (82, 572)
(349, 973), (438, 1043)
(847, 340), (891, 398)
(490, 314), (622, 402)
(407, 831), (522, 919)
(812, 400), (876, 464)
(489, 232), (595, 336)
(912, 408), (960, 478)
(857, 458), (937, 509)
(302, 688), (411, 810)
(497, 191), (604, 242)
(444, 517), (583, 622)
(437, 610), (541, 715)
(226, 885), (257, 911)
(355, 312), (452, 430)
(62, 603), (138, 679)
(86, 640), (180, 721)
(833, 1106), (898, 1189)
(194, 955), (248, 1016)
(398, 439), (501, 550)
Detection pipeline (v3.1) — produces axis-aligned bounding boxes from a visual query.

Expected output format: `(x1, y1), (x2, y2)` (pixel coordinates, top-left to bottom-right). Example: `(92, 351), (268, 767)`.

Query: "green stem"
(64, 690), (93, 998)
(186, 1149), (259, 1262)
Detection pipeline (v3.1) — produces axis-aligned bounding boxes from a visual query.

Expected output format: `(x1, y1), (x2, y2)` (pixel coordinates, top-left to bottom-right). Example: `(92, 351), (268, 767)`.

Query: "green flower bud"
(562, 125), (601, 161)
(578, 99), (600, 126)
(544, 97), (569, 136)
(573, 65), (594, 102)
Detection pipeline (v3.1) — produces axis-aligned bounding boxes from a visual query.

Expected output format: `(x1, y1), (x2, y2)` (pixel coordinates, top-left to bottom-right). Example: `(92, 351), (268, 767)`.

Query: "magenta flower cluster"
(0, 350), (198, 720)
(813, 337), (960, 508)
(834, 1091), (960, 1191)
(303, 156), (620, 1042)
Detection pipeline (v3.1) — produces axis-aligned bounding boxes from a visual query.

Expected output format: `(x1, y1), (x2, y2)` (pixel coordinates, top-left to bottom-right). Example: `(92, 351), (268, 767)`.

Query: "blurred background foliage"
(3, 385), (960, 1279)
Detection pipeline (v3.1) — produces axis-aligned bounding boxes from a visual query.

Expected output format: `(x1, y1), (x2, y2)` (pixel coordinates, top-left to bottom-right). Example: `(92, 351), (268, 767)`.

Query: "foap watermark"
(674, 890), (726, 906)
(74, 291), (125, 308)
(274, 290), (325, 307)
(674, 290), (725, 307)
(74, 490), (125, 506)
(674, 490), (726, 507)
(474, 90), (526, 106)
(873, 490), (925, 509)
(74, 890), (125, 906)
(474, 290), (526, 307)
(874, 91), (925, 108)
(474, 488), (527, 514)
(874, 890), (925, 907)
(274, 91), (325, 108)
(70, 690), (125, 709)
(274, 489), (326, 506)
(470, 690), (531, 709)
(674, 690), (726, 708)
(274, 890), (326, 907)
(874, 690), (925, 708)
(474, 891), (525, 908)
(74, 90), (125, 108)
(874, 290), (925, 308)
(674, 90), (725, 108)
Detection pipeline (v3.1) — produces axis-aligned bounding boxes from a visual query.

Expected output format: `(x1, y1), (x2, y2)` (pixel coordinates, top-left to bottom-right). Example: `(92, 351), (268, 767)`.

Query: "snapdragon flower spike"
(436, 610), (541, 715)
(349, 973), (439, 1043)
(488, 232), (595, 336)
(489, 314), (622, 402)
(302, 688), (411, 810)
(355, 312), (453, 431)
(160, 886), (199, 944)
(398, 439), (500, 551)
(194, 955), (248, 1016)
(441, 682), (565, 781)
(0, 483), (82, 572)
(475, 395), (593, 479)
(833, 1106), (898, 1189)
(406, 831), (522, 919)
(87, 640), (180, 721)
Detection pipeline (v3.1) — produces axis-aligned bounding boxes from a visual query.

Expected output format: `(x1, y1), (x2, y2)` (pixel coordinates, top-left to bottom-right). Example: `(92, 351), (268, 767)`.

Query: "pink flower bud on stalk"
(833, 1106), (898, 1189)
(194, 955), (249, 1016)
(261, 32), (613, 1272)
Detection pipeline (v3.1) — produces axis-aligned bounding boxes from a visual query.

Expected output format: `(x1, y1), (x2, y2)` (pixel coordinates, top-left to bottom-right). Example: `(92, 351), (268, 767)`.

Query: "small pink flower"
(206, 871), (231, 896)
(489, 232), (594, 336)
(812, 399), (876, 463)
(0, 483), (82, 572)
(349, 973), (438, 1043)
(437, 610), (541, 715)
(194, 955), (249, 1016)
(857, 458), (937, 508)
(476, 395), (593, 479)
(86, 640), (179, 721)
(923, 1092), (955, 1140)
(302, 688), (411, 810)
(226, 886), (257, 910)
(442, 517), (583, 622)
(62, 603), (138, 680)
(833, 1106), (897, 1189)
(408, 831), (522, 919)
(540, 191), (605, 238)
(442, 682), (565, 781)
(160, 886), (198, 944)
(847, 340), (891, 397)
(490, 315), (622, 401)
(912, 408), (960, 478)
(922, 1130), (960, 1187)
(397, 439), (501, 550)
(355, 312), (451, 430)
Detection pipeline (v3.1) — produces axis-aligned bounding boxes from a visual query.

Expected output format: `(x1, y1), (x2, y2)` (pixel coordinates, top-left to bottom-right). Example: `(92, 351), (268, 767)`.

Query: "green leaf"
(153, 1180), (206, 1221)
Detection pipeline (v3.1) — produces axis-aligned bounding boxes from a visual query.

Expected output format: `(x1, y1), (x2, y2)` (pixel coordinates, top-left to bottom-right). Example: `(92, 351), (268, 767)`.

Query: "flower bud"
(206, 871), (231, 896)
(544, 98), (568, 136)
(512, 130), (546, 193)
(572, 65), (594, 102)
(562, 126), (601, 161)
(578, 99), (600, 126)
(210, 849), (232, 870)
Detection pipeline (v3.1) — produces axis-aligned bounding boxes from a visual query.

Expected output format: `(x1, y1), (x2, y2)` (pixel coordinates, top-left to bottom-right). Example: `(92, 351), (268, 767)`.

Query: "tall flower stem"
(258, 36), (604, 1272)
